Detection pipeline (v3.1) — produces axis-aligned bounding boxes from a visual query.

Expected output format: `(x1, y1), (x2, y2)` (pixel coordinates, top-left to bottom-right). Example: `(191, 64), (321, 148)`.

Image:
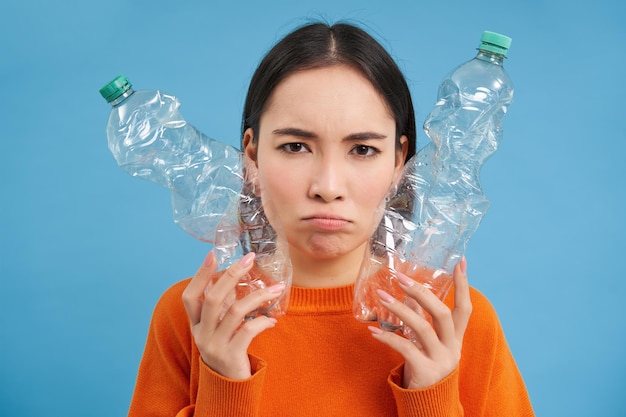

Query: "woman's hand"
(182, 251), (285, 380)
(369, 258), (472, 389)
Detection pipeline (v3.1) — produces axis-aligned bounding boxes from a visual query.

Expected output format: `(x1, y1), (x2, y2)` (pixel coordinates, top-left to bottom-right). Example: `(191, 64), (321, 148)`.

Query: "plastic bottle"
(99, 76), (291, 317)
(353, 31), (514, 335)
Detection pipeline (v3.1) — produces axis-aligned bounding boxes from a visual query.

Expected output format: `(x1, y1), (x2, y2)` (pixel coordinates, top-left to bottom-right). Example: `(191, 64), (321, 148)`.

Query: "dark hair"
(242, 22), (416, 161)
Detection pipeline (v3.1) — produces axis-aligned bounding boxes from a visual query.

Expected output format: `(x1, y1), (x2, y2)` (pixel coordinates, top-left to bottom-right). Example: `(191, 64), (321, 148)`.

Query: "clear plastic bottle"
(100, 76), (291, 317)
(354, 31), (514, 334)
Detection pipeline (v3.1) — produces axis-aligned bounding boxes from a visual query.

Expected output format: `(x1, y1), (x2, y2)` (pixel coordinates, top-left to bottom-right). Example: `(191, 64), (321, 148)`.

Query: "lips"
(304, 215), (350, 231)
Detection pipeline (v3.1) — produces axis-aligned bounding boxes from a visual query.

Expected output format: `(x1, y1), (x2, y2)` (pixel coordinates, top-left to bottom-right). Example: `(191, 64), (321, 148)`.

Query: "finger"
(396, 271), (456, 347)
(199, 253), (257, 330)
(214, 283), (285, 339)
(451, 257), (472, 342)
(376, 289), (441, 356)
(182, 251), (217, 325)
(368, 324), (428, 363)
(209, 252), (256, 297)
(231, 316), (278, 348)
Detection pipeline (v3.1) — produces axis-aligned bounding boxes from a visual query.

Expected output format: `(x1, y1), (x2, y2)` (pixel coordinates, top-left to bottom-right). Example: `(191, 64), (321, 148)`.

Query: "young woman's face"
(244, 64), (407, 261)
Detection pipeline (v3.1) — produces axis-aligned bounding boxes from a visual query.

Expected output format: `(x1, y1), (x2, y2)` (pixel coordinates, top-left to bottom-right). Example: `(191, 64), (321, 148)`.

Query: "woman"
(128, 22), (534, 416)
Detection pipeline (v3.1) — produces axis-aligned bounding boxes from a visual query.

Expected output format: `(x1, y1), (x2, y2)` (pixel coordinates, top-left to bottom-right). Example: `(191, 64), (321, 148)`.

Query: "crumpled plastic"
(353, 50), (514, 337)
(104, 86), (291, 317)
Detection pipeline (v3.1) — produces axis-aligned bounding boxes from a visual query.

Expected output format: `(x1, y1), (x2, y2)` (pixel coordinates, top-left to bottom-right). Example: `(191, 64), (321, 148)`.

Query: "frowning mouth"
(303, 215), (351, 231)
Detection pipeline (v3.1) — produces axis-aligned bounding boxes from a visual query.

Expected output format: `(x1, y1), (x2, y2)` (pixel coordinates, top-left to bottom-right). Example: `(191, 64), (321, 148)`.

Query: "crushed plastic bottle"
(354, 31), (514, 335)
(99, 76), (292, 317)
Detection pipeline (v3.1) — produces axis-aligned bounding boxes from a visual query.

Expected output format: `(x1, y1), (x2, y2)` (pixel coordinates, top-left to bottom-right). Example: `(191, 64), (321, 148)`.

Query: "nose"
(308, 155), (346, 202)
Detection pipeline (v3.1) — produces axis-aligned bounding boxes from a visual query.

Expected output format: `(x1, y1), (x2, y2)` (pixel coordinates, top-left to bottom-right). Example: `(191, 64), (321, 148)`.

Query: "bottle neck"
(109, 88), (135, 107)
(475, 49), (505, 66)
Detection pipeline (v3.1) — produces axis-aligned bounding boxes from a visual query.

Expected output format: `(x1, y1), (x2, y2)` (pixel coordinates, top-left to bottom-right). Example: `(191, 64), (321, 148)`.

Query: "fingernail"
(396, 272), (415, 287)
(268, 318), (278, 325)
(368, 325), (383, 335)
(204, 251), (215, 267)
(460, 256), (467, 274)
(268, 282), (286, 294)
(376, 289), (395, 303)
(239, 252), (255, 268)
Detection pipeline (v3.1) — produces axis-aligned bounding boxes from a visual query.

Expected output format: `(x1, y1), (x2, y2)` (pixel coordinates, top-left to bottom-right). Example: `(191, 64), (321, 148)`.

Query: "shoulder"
(153, 278), (192, 316)
(148, 278), (193, 339)
(445, 285), (499, 322)
(467, 286), (499, 324)
(466, 286), (503, 337)
(154, 278), (192, 311)
(444, 285), (504, 344)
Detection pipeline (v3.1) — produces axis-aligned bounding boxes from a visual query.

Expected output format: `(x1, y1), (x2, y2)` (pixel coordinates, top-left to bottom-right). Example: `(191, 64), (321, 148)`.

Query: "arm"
(456, 288), (535, 416)
(369, 258), (469, 417)
(127, 278), (199, 416)
(128, 251), (282, 417)
(370, 259), (534, 417)
(182, 252), (282, 380)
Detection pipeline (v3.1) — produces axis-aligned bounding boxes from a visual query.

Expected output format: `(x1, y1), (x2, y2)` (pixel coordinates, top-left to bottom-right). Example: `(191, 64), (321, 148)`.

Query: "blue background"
(1, 1), (624, 416)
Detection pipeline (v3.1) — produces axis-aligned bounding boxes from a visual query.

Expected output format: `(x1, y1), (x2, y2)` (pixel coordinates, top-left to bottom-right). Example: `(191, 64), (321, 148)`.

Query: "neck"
(289, 243), (367, 288)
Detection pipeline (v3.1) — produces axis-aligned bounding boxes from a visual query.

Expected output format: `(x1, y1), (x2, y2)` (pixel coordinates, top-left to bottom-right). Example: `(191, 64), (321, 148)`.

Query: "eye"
(280, 142), (308, 153)
(351, 144), (380, 157)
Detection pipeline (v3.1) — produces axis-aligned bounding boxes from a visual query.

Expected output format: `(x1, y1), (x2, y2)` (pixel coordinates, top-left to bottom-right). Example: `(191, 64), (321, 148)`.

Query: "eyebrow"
(272, 128), (317, 138)
(271, 128), (387, 141)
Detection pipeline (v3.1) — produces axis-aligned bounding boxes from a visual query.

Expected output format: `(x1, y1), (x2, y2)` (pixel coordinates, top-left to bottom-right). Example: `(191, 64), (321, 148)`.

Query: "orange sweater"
(128, 280), (534, 416)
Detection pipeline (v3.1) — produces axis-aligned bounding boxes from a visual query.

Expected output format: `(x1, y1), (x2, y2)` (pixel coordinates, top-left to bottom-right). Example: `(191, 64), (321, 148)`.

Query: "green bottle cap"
(99, 75), (132, 102)
(478, 31), (512, 57)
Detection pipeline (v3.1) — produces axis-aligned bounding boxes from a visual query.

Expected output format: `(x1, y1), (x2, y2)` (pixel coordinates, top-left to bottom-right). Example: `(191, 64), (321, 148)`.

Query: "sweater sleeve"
(389, 365), (463, 417)
(386, 287), (534, 417)
(127, 279), (267, 417)
(195, 355), (267, 417)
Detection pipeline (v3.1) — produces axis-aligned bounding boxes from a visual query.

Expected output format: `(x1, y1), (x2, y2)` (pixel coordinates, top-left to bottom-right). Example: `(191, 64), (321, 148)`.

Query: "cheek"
(354, 166), (397, 207)
(254, 162), (301, 232)
(257, 164), (296, 202)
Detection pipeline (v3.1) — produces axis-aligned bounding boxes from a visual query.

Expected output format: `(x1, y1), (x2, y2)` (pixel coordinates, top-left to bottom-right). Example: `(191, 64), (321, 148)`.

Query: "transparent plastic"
(354, 33), (514, 335)
(101, 79), (292, 317)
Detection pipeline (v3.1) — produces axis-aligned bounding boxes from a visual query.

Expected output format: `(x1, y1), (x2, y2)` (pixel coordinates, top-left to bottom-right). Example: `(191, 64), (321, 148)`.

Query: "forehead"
(261, 64), (394, 127)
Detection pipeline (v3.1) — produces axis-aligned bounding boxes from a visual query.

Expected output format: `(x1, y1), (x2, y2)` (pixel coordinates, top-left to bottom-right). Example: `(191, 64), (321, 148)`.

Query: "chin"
(297, 235), (368, 260)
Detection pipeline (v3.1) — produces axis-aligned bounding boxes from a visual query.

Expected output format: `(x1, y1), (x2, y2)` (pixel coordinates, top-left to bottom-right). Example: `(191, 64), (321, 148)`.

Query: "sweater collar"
(284, 265), (392, 315)
(286, 284), (355, 314)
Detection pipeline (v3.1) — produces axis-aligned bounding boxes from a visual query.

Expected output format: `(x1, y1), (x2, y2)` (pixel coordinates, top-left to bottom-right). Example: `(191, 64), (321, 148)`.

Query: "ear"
(394, 135), (409, 178)
(243, 128), (258, 166)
